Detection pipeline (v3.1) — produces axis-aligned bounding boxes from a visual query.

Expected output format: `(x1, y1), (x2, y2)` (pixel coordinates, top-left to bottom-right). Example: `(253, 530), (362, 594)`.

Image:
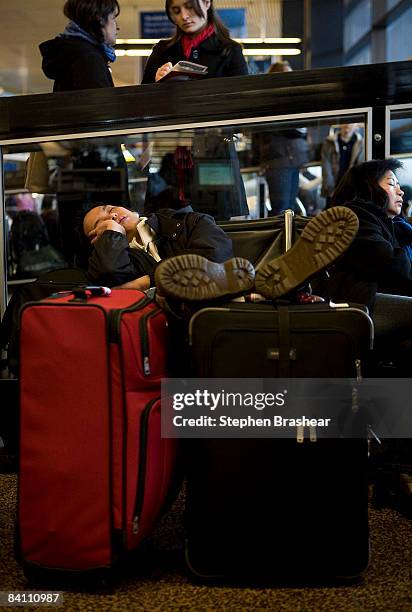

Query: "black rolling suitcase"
(184, 301), (373, 582)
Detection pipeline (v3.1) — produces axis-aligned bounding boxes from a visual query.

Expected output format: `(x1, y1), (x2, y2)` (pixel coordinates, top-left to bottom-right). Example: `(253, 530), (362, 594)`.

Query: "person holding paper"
(141, 1), (249, 221)
(141, 0), (248, 84)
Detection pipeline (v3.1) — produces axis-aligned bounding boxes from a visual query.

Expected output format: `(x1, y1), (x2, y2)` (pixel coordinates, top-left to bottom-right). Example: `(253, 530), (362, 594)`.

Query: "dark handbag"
(16, 244), (67, 278)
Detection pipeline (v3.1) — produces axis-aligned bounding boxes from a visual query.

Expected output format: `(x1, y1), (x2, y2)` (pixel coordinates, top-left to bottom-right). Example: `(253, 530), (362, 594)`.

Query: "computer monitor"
(195, 161), (236, 189)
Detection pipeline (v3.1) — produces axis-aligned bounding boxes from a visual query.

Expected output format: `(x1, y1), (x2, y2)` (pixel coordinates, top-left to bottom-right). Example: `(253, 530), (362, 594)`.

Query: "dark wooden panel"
(0, 60), (411, 142)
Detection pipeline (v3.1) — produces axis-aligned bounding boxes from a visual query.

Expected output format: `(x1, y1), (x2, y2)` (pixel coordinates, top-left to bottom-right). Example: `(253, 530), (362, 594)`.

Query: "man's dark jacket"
(141, 34), (248, 84)
(321, 200), (412, 311)
(39, 37), (113, 91)
(86, 206), (233, 287)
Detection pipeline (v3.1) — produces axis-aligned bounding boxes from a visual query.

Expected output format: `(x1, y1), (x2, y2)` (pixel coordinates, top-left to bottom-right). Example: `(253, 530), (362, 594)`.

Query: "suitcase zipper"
(296, 425), (318, 443)
(109, 295), (152, 342)
(352, 358), (362, 413)
(298, 359), (364, 442)
(139, 307), (162, 376)
(132, 397), (159, 535)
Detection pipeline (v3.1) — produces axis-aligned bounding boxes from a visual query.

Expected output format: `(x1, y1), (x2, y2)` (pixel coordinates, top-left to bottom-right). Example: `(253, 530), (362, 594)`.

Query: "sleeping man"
(80, 203), (254, 300)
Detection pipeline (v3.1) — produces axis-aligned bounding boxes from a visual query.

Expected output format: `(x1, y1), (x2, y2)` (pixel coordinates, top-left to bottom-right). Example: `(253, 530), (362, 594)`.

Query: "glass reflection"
(2, 113), (366, 292)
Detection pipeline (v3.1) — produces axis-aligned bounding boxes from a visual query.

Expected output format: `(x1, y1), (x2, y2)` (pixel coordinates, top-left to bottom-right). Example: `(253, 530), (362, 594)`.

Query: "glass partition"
(1, 111), (368, 303)
(389, 106), (412, 215)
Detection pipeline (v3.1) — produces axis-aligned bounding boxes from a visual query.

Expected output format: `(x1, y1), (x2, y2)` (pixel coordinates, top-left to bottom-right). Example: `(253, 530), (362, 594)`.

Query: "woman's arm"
(142, 43), (169, 84)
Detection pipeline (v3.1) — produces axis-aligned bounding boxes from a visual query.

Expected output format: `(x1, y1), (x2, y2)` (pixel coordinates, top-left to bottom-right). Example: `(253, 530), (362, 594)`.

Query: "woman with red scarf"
(141, 1), (249, 221)
(141, 0), (248, 84)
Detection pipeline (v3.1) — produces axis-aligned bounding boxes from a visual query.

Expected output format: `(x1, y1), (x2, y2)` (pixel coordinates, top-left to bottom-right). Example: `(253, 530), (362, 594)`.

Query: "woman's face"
(168, 0), (211, 36)
(378, 170), (404, 218)
(102, 10), (119, 46)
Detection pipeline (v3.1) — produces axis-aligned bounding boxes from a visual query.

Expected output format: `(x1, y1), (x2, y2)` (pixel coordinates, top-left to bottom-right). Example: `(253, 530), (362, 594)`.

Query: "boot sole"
(255, 206), (359, 300)
(155, 254), (255, 301)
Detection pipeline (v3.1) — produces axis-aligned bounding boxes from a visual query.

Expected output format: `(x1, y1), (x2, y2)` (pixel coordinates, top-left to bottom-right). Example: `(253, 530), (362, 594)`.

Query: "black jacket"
(321, 200), (412, 311)
(39, 37), (114, 91)
(253, 128), (310, 169)
(86, 206), (233, 287)
(141, 34), (248, 84)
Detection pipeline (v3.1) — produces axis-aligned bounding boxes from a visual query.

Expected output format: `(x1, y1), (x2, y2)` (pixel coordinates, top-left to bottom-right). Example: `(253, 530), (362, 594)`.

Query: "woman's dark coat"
(141, 35), (249, 221)
(39, 37), (113, 91)
(141, 34), (248, 84)
(322, 199), (412, 311)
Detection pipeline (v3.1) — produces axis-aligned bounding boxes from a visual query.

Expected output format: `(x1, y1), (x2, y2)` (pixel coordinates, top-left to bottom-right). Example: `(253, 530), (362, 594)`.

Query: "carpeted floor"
(0, 474), (411, 611)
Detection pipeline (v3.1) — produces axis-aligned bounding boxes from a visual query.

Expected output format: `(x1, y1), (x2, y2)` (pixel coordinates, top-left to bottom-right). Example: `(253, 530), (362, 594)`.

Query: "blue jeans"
(265, 167), (300, 216)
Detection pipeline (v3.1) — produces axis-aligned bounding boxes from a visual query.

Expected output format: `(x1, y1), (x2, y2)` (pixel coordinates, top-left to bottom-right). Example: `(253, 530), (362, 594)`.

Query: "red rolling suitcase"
(17, 287), (177, 576)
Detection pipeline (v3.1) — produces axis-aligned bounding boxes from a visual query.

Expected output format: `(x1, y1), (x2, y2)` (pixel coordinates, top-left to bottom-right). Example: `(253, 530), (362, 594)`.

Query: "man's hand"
(155, 62), (173, 82)
(117, 276), (151, 291)
(88, 219), (126, 244)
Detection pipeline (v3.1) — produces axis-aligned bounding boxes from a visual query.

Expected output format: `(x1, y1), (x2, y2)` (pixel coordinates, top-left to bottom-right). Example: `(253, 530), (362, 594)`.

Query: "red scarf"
(181, 24), (215, 59)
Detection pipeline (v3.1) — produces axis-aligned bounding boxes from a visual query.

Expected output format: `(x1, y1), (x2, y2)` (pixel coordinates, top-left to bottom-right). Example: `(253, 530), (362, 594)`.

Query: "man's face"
(340, 124), (357, 141)
(83, 205), (139, 241)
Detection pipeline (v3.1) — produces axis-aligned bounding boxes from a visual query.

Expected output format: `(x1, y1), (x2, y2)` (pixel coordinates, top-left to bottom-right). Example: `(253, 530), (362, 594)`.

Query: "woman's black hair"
(64, 0), (120, 42)
(332, 158), (403, 209)
(164, 0), (233, 48)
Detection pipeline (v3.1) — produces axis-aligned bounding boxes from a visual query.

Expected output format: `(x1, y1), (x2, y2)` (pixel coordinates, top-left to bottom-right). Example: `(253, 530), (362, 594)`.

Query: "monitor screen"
(196, 162), (235, 188)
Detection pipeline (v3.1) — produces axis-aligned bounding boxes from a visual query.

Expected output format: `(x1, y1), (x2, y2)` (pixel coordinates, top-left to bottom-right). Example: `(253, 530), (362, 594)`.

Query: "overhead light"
(116, 49), (151, 56)
(236, 37), (301, 44)
(116, 40), (302, 58)
(121, 144), (136, 162)
(117, 37), (301, 45)
(116, 48), (301, 58)
(242, 48), (301, 56)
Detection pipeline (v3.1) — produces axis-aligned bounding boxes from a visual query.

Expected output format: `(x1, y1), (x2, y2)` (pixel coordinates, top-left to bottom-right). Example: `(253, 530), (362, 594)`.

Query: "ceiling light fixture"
(116, 37), (301, 45)
(116, 48), (301, 57)
(116, 37), (302, 58)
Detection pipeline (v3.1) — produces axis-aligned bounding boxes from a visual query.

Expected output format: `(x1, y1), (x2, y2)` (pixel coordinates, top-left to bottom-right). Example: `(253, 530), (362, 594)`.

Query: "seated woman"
(321, 159), (408, 304)
(319, 158), (412, 368)
(321, 159), (412, 515)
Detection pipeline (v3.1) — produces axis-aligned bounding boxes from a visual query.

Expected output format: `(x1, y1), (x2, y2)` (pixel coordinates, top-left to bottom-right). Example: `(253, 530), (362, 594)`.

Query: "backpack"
(9, 211), (67, 278)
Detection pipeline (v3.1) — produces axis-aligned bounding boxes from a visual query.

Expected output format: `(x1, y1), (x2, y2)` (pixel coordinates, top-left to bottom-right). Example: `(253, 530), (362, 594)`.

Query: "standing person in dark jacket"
(39, 0), (129, 264)
(141, 0), (248, 84)
(253, 62), (310, 216)
(39, 0), (120, 91)
(141, 0), (249, 221)
(321, 123), (364, 207)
